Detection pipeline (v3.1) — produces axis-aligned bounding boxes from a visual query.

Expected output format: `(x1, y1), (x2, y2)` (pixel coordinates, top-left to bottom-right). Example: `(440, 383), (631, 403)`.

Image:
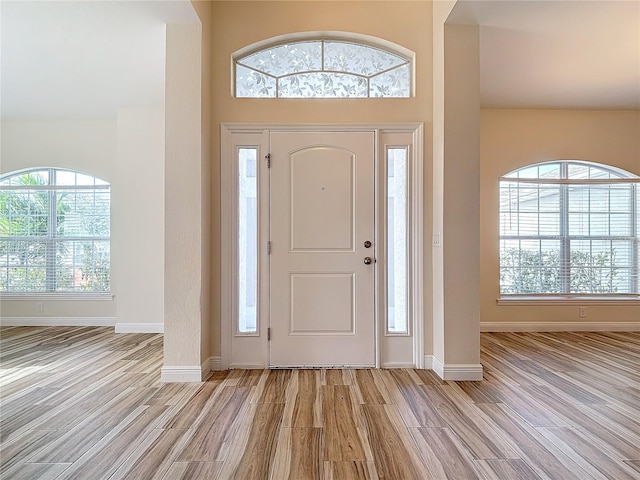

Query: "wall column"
(433, 14), (483, 380)
(162, 23), (204, 381)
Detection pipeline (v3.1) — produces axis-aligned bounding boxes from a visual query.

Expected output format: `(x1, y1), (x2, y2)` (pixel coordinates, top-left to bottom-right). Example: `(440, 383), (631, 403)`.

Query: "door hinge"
(267, 327), (271, 341)
(267, 241), (272, 254)
(265, 153), (271, 168)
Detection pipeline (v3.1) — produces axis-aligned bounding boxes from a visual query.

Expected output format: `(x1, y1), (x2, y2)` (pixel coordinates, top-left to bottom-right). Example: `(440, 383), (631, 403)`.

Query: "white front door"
(269, 131), (375, 367)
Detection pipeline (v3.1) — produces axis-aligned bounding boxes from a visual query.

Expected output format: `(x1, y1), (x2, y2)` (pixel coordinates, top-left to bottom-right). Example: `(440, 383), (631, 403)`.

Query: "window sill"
(0, 293), (115, 301)
(497, 296), (640, 306)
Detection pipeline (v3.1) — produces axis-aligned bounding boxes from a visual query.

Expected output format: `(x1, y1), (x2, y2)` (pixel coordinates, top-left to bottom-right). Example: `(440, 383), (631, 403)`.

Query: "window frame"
(237, 146), (260, 336)
(0, 167), (111, 296)
(220, 123), (425, 369)
(499, 160), (640, 300)
(385, 145), (410, 335)
(232, 33), (416, 99)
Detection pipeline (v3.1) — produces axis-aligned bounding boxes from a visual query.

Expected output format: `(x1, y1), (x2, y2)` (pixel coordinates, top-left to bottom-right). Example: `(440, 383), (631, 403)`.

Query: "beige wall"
(192, 0), (214, 366)
(480, 109), (640, 327)
(164, 22), (204, 369)
(440, 23), (481, 368)
(432, 0), (484, 376)
(0, 114), (167, 328)
(431, 0), (457, 361)
(0, 120), (118, 320)
(1, 120), (117, 181)
(208, 1), (434, 357)
(114, 107), (165, 329)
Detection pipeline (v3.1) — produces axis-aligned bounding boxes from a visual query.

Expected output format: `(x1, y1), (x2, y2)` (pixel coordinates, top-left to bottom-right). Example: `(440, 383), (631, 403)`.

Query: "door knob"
(364, 257), (372, 265)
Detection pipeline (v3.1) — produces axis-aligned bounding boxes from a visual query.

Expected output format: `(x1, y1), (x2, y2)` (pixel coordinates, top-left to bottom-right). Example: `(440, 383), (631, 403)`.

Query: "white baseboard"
(161, 356), (221, 383)
(431, 356), (483, 381)
(481, 322), (640, 332)
(381, 362), (418, 369)
(209, 356), (222, 371)
(0, 316), (116, 327)
(115, 323), (164, 334)
(442, 363), (483, 381)
(432, 356), (444, 379)
(161, 365), (203, 382)
(201, 357), (211, 379)
(423, 355), (433, 370)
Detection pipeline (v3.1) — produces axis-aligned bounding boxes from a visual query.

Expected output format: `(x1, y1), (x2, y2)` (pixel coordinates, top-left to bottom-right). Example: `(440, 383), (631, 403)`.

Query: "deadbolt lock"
(364, 240), (372, 248)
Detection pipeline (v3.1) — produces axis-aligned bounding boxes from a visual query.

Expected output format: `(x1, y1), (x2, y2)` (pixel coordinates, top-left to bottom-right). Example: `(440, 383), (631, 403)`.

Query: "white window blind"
(499, 161), (639, 296)
(0, 168), (110, 293)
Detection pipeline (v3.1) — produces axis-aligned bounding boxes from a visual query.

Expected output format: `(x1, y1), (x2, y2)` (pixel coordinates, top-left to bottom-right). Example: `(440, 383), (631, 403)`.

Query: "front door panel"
(270, 131), (375, 367)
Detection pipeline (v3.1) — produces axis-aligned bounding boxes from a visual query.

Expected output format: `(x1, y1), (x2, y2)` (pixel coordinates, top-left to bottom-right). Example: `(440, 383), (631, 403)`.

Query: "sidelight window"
(238, 148), (258, 333)
(387, 147), (408, 333)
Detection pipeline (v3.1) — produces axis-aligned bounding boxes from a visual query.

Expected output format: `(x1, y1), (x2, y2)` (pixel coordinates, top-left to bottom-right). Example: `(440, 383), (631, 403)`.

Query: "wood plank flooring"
(1, 327), (639, 479)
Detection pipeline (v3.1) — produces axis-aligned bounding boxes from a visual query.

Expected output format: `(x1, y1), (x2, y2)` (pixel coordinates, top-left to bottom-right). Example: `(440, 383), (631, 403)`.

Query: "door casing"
(220, 123), (424, 370)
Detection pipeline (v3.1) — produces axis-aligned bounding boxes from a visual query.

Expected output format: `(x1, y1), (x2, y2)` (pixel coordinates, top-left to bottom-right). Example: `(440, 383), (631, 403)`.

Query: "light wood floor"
(1, 327), (639, 480)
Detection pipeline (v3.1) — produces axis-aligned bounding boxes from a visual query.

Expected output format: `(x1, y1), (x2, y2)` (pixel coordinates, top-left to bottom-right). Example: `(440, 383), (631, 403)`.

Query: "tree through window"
(499, 161), (639, 295)
(0, 168), (110, 293)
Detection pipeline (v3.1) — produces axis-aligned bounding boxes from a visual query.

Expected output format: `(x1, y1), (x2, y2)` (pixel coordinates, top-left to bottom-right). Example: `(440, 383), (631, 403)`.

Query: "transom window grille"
(0, 168), (110, 293)
(235, 39), (412, 98)
(500, 161), (639, 295)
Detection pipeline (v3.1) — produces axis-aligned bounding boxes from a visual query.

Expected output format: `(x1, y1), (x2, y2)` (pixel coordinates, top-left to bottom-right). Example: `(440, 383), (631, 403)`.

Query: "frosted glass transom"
(236, 65), (276, 98)
(240, 42), (322, 77)
(279, 72), (369, 98)
(370, 63), (410, 98)
(324, 41), (405, 76)
(235, 39), (412, 98)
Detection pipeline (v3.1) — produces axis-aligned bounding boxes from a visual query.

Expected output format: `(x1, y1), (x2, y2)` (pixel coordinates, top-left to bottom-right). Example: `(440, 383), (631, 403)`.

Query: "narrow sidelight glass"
(238, 148), (258, 333)
(387, 148), (408, 333)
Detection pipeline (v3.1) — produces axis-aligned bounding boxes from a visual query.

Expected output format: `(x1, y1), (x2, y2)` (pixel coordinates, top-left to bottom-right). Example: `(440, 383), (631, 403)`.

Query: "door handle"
(364, 257), (372, 265)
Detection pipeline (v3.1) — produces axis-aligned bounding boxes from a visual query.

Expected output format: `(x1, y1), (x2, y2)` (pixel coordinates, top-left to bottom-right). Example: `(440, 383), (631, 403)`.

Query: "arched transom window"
(234, 38), (412, 98)
(500, 160), (639, 296)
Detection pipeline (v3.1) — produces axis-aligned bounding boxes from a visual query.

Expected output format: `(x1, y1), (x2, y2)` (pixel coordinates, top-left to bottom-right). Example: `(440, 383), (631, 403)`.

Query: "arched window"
(0, 168), (110, 293)
(500, 161), (639, 295)
(234, 35), (413, 98)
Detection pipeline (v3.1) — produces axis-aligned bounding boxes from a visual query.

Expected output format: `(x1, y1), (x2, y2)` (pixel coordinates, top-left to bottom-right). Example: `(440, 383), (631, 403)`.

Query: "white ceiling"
(1, 0), (638, 119)
(0, 0), (198, 119)
(449, 0), (640, 109)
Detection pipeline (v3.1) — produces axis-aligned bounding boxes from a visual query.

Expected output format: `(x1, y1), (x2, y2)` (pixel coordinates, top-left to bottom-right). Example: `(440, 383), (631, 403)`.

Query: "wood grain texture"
(285, 369), (322, 428)
(271, 427), (323, 480)
(163, 461), (222, 480)
(324, 460), (377, 480)
(474, 459), (543, 480)
(222, 403), (284, 479)
(2, 327), (639, 479)
(177, 386), (251, 462)
(353, 369), (389, 405)
(361, 404), (431, 479)
(323, 385), (369, 462)
(411, 427), (481, 479)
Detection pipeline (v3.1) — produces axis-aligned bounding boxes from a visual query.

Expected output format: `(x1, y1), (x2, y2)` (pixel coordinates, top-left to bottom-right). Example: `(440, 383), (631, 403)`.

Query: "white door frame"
(220, 123), (424, 370)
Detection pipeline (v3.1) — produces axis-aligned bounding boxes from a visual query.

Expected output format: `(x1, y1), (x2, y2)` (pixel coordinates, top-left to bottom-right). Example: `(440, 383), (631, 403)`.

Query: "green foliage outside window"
(500, 248), (619, 294)
(0, 169), (110, 293)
